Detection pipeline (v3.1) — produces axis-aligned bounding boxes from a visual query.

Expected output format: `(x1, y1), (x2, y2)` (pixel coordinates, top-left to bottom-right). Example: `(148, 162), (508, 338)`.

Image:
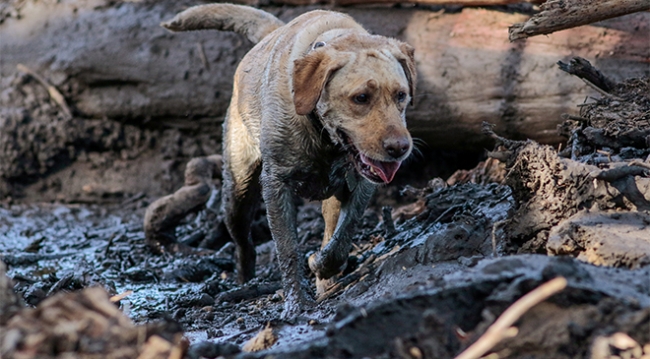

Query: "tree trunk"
(1, 1), (648, 149)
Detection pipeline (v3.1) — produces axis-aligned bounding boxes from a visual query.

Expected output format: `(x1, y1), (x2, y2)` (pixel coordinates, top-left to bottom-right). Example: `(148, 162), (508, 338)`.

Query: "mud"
(1, 2), (650, 359)
(491, 67), (650, 267)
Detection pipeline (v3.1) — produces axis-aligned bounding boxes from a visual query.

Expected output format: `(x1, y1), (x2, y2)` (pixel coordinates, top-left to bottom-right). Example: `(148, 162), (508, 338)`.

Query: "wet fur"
(163, 4), (416, 315)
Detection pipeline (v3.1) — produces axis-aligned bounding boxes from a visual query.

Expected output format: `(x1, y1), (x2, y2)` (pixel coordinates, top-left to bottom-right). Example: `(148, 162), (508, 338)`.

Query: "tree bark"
(272, 0), (538, 6)
(1, 1), (648, 149)
(509, 0), (650, 41)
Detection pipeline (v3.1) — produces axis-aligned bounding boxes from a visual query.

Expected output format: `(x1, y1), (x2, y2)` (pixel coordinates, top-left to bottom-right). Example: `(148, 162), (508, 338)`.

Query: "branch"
(557, 57), (617, 94)
(454, 277), (568, 359)
(481, 121), (523, 150)
(17, 64), (73, 119)
(509, 0), (650, 41)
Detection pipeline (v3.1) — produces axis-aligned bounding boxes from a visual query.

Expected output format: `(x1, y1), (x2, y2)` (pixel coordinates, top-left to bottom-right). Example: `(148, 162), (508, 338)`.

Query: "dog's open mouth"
(338, 130), (401, 184)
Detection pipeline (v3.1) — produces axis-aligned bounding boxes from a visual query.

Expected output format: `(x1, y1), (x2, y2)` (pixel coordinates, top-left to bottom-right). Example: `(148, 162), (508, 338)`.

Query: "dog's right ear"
(293, 51), (349, 116)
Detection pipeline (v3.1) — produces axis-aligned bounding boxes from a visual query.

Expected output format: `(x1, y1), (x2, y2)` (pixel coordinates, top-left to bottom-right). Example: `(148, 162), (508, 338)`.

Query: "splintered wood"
(0, 287), (187, 359)
(509, 0), (650, 40)
(242, 324), (278, 352)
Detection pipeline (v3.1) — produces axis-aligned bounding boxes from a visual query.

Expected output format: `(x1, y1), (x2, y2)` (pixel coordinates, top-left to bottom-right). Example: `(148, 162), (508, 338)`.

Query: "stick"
(595, 166), (648, 182)
(216, 283), (281, 303)
(217, 326), (261, 343)
(16, 64), (73, 119)
(628, 161), (650, 171)
(110, 290), (134, 303)
(557, 58), (624, 100)
(197, 42), (210, 71)
(509, 0), (650, 41)
(454, 277), (567, 359)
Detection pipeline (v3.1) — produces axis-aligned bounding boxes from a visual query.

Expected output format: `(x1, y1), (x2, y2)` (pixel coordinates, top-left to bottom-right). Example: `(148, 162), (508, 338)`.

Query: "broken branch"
(454, 277), (568, 359)
(594, 166), (648, 182)
(557, 58), (623, 99)
(509, 0), (650, 41)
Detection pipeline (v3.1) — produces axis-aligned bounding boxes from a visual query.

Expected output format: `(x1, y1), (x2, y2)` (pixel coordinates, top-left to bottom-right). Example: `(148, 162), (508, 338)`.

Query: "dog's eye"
(313, 41), (326, 49)
(353, 94), (370, 104)
(397, 91), (407, 103)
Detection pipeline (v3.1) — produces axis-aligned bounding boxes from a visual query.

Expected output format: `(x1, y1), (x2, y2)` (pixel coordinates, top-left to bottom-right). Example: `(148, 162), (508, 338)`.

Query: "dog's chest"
(289, 153), (350, 201)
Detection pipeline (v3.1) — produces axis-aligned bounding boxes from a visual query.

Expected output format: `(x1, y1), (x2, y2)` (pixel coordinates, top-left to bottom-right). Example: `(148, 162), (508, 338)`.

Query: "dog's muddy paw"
(315, 277), (336, 298)
(308, 252), (344, 280)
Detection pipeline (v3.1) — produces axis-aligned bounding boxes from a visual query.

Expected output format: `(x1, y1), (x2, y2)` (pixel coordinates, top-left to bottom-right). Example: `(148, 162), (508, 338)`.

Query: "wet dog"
(162, 4), (415, 316)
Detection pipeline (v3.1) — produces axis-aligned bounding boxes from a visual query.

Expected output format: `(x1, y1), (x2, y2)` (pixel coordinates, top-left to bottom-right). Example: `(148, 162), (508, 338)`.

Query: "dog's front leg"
(309, 179), (375, 295)
(260, 166), (313, 317)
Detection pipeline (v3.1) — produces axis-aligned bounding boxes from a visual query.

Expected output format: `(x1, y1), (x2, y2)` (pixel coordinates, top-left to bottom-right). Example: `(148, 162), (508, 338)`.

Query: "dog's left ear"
(293, 51), (349, 116)
(393, 42), (417, 106)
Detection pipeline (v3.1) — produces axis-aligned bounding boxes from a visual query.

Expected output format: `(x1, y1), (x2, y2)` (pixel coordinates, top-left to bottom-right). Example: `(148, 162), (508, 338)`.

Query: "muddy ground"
(1, 2), (650, 358)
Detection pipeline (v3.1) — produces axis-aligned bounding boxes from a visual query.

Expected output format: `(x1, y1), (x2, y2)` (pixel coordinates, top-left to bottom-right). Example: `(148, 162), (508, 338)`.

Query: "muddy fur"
(163, 4), (417, 315)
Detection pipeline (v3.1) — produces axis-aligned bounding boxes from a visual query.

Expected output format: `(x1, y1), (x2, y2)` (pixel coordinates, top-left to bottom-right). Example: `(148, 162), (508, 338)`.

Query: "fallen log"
(271, 0), (540, 6)
(1, 1), (648, 149)
(509, 0), (650, 40)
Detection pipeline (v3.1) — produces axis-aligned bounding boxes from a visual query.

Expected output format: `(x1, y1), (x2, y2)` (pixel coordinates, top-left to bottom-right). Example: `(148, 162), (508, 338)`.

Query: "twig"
(196, 42), (210, 71)
(454, 277), (568, 359)
(581, 79), (624, 101)
(628, 161), (650, 171)
(216, 282), (281, 303)
(486, 150), (511, 163)
(560, 113), (590, 122)
(382, 206), (396, 236)
(491, 219), (507, 256)
(316, 253), (378, 303)
(594, 166), (647, 182)
(481, 122), (523, 149)
(110, 290), (134, 303)
(557, 57), (623, 100)
(16, 64), (73, 119)
(217, 325), (261, 343)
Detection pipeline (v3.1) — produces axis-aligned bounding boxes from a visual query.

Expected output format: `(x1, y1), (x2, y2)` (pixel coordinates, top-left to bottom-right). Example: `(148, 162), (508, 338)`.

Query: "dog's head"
(292, 33), (416, 184)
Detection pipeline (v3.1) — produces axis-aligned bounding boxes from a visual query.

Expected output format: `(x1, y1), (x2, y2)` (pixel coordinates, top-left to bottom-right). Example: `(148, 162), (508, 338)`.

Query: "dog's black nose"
(383, 137), (410, 159)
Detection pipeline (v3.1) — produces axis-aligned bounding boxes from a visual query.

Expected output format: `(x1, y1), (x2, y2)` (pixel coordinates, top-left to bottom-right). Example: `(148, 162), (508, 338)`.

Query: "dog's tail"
(161, 4), (285, 44)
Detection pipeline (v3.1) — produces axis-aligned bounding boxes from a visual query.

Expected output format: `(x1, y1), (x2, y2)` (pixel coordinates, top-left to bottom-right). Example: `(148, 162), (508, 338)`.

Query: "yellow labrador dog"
(162, 4), (415, 316)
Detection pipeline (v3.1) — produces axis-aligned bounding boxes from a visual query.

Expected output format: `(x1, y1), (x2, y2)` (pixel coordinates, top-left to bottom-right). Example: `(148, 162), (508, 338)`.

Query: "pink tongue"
(360, 154), (402, 183)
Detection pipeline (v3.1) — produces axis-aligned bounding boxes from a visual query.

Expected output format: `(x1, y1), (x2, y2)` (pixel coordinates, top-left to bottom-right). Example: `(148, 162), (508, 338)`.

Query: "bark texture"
(509, 0), (650, 40)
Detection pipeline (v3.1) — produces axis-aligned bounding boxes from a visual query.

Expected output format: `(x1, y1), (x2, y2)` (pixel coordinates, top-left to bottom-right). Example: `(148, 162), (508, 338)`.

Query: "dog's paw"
(315, 277), (336, 298)
(308, 252), (345, 280)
